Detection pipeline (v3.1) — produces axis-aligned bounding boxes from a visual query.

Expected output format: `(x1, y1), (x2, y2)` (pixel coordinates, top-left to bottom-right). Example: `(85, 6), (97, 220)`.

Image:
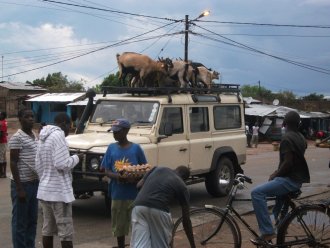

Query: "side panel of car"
(156, 106), (190, 170)
(211, 103), (247, 166)
(188, 105), (214, 174)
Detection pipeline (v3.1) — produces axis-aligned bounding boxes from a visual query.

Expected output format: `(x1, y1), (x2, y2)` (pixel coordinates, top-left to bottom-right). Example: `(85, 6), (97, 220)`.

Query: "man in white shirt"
(35, 113), (83, 248)
(251, 123), (260, 148)
(9, 109), (38, 248)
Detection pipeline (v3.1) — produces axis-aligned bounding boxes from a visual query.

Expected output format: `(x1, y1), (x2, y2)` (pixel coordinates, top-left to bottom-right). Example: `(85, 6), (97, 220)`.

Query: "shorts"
(111, 200), (134, 237)
(40, 200), (73, 241)
(0, 143), (7, 163)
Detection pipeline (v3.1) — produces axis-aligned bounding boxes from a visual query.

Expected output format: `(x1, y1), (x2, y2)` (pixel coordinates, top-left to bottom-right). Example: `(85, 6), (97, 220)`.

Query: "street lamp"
(196, 10), (210, 20)
(184, 10), (210, 63)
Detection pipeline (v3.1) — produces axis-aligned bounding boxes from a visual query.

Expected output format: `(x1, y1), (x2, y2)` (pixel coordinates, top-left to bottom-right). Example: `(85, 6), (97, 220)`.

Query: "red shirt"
(0, 120), (8, 143)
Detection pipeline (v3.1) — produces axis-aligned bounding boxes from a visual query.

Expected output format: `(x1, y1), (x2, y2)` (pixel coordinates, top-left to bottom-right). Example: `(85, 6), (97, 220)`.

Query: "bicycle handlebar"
(235, 173), (253, 184)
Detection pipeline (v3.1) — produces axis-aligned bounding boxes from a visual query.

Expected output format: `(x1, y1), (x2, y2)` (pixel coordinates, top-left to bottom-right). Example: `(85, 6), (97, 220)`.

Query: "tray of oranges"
(115, 161), (153, 179)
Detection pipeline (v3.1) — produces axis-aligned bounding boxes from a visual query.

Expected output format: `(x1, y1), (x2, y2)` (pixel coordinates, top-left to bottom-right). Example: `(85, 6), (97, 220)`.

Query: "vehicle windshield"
(90, 100), (159, 126)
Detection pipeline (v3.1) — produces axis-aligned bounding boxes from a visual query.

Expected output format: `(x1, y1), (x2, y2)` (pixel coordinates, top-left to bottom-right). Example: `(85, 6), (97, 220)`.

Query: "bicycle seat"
(286, 190), (302, 199)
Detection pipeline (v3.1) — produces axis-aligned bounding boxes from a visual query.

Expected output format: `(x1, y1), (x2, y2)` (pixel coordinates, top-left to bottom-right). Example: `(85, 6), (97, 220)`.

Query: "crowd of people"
(7, 112), (196, 248)
(4, 108), (314, 247)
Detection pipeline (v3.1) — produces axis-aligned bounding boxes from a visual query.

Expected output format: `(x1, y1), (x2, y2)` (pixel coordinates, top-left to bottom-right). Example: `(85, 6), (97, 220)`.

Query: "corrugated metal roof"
(0, 81), (46, 91)
(26, 92), (85, 102)
(243, 97), (261, 104)
(245, 104), (296, 117)
(67, 94), (104, 106)
(245, 104), (330, 118)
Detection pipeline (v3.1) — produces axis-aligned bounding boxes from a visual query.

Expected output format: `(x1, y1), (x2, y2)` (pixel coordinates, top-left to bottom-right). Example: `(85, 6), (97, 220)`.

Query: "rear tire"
(277, 204), (330, 247)
(205, 157), (234, 197)
(171, 208), (240, 248)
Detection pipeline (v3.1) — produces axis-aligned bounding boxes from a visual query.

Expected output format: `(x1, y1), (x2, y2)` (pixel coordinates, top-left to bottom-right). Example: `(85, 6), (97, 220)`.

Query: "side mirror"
(157, 122), (173, 142)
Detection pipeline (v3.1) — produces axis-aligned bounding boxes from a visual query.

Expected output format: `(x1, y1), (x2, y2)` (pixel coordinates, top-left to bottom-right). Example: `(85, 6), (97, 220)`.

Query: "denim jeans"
(251, 177), (301, 236)
(11, 180), (39, 248)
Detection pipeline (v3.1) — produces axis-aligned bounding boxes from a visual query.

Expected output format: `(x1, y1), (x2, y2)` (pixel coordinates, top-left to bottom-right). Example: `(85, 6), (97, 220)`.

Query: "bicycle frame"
(172, 174), (329, 248)
(201, 175), (304, 247)
(201, 178), (260, 245)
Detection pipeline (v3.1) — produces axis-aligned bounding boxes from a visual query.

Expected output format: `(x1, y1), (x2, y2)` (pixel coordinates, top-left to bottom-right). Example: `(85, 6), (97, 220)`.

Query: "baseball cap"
(108, 118), (131, 132)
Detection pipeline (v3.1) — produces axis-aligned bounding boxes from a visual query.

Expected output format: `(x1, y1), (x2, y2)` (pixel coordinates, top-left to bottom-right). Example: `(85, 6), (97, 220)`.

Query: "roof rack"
(102, 84), (241, 103)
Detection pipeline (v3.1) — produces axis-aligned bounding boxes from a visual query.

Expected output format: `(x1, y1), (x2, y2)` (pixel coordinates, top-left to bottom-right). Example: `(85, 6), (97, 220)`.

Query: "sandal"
(250, 233), (276, 245)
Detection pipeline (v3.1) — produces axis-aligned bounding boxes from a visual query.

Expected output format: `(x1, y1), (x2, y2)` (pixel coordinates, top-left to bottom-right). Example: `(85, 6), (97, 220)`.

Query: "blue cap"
(109, 118), (131, 132)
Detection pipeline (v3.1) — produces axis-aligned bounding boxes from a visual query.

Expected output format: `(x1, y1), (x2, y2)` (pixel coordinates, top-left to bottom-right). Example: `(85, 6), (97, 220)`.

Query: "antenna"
(273, 99), (280, 106)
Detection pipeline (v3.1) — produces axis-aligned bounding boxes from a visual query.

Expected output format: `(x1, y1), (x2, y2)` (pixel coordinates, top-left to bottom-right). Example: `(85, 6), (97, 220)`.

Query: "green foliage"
(240, 84), (273, 100)
(302, 93), (324, 101)
(90, 72), (122, 93)
(28, 72), (85, 92)
(273, 90), (296, 103)
(101, 72), (121, 87)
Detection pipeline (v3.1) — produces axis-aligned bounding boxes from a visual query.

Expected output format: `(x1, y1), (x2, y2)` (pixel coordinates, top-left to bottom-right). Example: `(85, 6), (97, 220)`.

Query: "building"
(0, 81), (47, 117)
(245, 102), (330, 141)
(26, 92), (86, 124)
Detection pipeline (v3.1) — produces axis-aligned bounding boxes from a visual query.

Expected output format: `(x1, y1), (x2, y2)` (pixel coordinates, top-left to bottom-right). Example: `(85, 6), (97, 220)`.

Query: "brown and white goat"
(116, 52), (171, 87)
(165, 60), (195, 88)
(194, 66), (220, 88)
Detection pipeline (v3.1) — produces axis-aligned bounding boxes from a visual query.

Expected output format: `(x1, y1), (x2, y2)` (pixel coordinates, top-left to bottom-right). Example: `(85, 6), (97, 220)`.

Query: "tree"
(302, 93), (324, 101)
(28, 72), (85, 92)
(240, 84), (273, 101)
(101, 72), (121, 87)
(273, 90), (296, 105)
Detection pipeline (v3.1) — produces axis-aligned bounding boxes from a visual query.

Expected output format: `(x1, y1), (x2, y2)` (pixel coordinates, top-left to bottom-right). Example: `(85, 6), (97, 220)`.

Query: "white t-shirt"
(8, 129), (38, 182)
(252, 126), (259, 136)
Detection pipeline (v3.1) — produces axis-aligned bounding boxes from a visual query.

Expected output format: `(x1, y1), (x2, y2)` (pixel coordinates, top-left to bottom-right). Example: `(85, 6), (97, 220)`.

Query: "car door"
(188, 106), (213, 172)
(157, 106), (189, 169)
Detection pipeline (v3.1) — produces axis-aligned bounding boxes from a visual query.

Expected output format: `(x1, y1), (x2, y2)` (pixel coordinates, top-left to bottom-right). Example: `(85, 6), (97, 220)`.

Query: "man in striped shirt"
(35, 113), (83, 248)
(9, 109), (39, 248)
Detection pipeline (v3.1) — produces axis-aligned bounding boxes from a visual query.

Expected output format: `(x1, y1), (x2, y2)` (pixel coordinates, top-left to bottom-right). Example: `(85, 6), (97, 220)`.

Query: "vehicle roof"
(96, 92), (242, 105)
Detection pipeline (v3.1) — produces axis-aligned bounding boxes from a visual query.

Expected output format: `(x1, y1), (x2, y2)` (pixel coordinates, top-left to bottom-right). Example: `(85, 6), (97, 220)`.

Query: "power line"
(42, 0), (175, 21)
(198, 20), (330, 29)
(198, 33), (330, 38)
(193, 24), (330, 75)
(2, 22), (179, 78)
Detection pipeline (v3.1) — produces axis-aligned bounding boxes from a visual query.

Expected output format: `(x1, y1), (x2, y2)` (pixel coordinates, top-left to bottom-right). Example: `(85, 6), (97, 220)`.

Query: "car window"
(159, 107), (183, 135)
(189, 107), (209, 132)
(91, 100), (158, 125)
(214, 105), (241, 129)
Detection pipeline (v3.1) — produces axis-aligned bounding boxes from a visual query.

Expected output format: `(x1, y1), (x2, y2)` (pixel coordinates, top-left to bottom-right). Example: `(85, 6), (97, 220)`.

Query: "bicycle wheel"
(277, 204), (330, 247)
(171, 207), (240, 248)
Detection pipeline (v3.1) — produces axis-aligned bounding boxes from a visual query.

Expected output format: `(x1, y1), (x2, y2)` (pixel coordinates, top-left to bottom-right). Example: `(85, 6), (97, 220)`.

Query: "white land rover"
(67, 85), (246, 205)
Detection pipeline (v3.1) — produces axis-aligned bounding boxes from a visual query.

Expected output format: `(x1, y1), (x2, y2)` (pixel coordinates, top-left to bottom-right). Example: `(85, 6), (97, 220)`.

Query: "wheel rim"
(219, 165), (230, 186)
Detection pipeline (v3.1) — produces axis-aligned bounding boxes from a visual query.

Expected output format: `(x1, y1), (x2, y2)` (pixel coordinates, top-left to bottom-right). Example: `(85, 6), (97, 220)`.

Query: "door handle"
(179, 148), (187, 152)
(205, 145), (212, 149)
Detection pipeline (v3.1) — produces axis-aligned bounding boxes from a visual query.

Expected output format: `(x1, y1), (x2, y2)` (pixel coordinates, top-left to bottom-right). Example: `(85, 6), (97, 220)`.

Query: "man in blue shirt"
(102, 119), (147, 248)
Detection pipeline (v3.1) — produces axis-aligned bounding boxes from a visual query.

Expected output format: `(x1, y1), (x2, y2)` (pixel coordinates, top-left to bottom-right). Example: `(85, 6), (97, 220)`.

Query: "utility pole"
(184, 15), (189, 63)
(1, 56), (3, 82)
(183, 11), (209, 79)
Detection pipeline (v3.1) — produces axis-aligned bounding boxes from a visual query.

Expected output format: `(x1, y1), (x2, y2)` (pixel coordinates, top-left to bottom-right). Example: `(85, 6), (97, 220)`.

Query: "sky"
(1, 0), (330, 96)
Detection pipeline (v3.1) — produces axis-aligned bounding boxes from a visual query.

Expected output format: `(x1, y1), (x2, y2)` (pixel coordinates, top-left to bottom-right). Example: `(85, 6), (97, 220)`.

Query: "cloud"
(0, 21), (99, 83)
(2, 22), (83, 50)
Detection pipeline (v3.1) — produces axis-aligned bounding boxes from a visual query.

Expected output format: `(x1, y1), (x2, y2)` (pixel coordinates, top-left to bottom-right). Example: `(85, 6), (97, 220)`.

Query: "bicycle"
(171, 174), (330, 247)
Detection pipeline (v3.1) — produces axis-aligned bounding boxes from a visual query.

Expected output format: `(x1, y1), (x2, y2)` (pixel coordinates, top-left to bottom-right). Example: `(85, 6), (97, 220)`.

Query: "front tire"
(277, 204), (330, 247)
(205, 157), (234, 197)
